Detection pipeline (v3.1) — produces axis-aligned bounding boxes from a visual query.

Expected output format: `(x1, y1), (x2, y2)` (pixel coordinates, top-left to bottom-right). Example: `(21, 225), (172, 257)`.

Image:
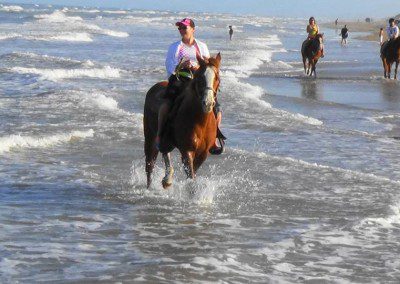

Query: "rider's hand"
(190, 65), (199, 72)
(182, 60), (191, 69)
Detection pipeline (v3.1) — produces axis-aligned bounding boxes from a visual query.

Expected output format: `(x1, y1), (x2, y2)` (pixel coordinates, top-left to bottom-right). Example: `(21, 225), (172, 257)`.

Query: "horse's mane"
(310, 36), (322, 54)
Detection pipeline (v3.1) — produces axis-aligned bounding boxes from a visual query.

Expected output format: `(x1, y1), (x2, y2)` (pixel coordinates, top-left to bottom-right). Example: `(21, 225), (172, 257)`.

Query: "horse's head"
(194, 53), (221, 113)
(316, 33), (324, 44)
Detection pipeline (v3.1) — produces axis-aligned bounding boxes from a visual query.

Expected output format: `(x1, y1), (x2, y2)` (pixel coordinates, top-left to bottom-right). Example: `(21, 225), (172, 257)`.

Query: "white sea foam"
(231, 148), (400, 186)
(359, 203), (400, 229)
(226, 35), (286, 78)
(6, 52), (94, 66)
(270, 107), (323, 126)
(47, 32), (93, 42)
(0, 33), (20, 40)
(103, 10), (128, 14)
(0, 5), (23, 12)
(80, 93), (120, 112)
(0, 129), (94, 154)
(35, 10), (83, 23)
(222, 73), (272, 110)
(26, 32), (93, 42)
(11, 66), (121, 81)
(84, 23), (129, 38)
(191, 255), (265, 277)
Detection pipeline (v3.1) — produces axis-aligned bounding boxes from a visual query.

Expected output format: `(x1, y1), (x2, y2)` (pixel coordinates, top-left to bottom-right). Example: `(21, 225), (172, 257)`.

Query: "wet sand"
(322, 20), (387, 42)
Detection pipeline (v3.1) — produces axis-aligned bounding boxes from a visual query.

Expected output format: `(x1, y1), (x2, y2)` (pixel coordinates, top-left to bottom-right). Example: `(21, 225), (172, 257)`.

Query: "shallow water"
(1, 3), (400, 283)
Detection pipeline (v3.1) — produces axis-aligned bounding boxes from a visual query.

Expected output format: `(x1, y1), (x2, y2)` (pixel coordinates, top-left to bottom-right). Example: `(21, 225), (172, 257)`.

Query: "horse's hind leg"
(302, 56), (307, 74)
(145, 141), (158, 189)
(182, 151), (195, 179)
(395, 61), (399, 80)
(162, 153), (174, 189)
(388, 63), (392, 79)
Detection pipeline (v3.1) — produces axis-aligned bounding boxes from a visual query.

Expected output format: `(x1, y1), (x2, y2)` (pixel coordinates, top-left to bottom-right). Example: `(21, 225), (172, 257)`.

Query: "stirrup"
(209, 137), (225, 155)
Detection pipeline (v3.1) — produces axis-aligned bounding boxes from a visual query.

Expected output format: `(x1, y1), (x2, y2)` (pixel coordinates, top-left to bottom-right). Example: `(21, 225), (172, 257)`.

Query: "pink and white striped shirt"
(165, 39), (210, 77)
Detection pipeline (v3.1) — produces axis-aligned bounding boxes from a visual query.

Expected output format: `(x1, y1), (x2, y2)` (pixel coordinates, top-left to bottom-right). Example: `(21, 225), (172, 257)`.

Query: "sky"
(3, 0), (400, 20)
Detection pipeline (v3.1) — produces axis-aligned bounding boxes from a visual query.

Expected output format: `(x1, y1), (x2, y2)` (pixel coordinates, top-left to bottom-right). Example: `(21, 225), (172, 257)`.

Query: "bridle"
(195, 65), (220, 98)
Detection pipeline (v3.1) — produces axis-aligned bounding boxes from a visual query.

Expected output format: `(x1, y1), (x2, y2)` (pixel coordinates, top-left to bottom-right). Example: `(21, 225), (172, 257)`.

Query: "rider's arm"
(165, 42), (179, 77)
(201, 43), (210, 59)
(386, 26), (392, 39)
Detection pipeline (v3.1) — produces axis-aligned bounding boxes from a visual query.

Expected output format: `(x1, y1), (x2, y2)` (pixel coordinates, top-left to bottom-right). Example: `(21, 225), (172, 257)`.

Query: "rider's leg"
(212, 111), (222, 148)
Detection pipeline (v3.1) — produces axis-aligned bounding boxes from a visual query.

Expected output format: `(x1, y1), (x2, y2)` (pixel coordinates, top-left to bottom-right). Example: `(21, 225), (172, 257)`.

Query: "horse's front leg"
(313, 59), (318, 78)
(193, 151), (208, 173)
(388, 63), (392, 79)
(309, 60), (314, 77)
(382, 58), (388, 78)
(395, 61), (399, 80)
(161, 153), (174, 189)
(306, 60), (311, 75)
(182, 151), (195, 179)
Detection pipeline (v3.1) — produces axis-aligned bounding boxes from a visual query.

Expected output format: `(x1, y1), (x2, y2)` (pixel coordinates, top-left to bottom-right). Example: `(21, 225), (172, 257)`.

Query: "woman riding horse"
(381, 18), (400, 79)
(156, 18), (223, 154)
(301, 17), (325, 77)
(301, 17), (324, 58)
(144, 54), (222, 188)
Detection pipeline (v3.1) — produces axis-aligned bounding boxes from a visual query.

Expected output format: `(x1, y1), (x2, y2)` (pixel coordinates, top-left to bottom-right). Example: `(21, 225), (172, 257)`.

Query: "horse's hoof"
(162, 179), (172, 189)
(162, 167), (174, 189)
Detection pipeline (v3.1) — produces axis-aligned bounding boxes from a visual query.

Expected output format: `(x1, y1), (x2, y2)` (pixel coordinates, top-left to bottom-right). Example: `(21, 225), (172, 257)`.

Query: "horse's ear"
(197, 54), (206, 67)
(215, 52), (221, 64)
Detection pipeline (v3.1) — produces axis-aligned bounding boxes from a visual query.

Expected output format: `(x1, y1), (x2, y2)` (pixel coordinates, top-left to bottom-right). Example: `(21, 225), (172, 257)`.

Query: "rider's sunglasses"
(178, 26), (188, 31)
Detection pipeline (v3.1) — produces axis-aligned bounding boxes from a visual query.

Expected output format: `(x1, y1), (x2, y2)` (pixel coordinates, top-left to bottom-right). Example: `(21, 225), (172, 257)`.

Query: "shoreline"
(322, 20), (386, 42)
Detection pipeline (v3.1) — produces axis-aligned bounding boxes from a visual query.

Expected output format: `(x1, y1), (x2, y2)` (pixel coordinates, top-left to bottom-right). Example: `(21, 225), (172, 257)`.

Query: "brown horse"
(301, 34), (324, 77)
(381, 37), (400, 79)
(143, 53), (221, 188)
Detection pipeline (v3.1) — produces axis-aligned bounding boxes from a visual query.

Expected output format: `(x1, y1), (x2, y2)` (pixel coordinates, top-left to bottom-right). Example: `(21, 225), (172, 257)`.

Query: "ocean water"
(1, 3), (400, 283)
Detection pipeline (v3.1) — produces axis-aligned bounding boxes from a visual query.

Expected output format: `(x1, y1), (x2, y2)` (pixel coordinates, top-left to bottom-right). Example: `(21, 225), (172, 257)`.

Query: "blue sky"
(3, 0), (400, 19)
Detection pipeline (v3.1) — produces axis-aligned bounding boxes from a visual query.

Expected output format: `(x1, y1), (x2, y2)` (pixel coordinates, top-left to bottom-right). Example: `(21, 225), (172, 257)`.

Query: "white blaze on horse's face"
(202, 67), (216, 113)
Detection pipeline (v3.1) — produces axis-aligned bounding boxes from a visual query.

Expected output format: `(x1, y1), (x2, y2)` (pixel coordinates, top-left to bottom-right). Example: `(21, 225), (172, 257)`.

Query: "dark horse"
(381, 37), (400, 79)
(301, 34), (324, 77)
(143, 53), (221, 188)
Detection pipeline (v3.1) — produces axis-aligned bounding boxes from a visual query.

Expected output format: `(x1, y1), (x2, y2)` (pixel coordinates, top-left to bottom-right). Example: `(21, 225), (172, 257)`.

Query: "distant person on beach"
(340, 25), (348, 45)
(157, 17), (222, 152)
(379, 28), (384, 45)
(381, 18), (399, 57)
(229, 25), (233, 40)
(335, 18), (338, 26)
(302, 17), (324, 57)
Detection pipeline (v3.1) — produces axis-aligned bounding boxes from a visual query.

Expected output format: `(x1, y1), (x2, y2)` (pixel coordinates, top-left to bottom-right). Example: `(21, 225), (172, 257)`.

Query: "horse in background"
(143, 53), (221, 188)
(381, 37), (400, 79)
(301, 34), (324, 77)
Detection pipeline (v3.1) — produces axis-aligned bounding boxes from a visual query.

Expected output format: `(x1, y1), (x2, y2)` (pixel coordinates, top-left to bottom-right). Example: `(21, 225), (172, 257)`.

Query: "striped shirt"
(165, 39), (210, 77)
